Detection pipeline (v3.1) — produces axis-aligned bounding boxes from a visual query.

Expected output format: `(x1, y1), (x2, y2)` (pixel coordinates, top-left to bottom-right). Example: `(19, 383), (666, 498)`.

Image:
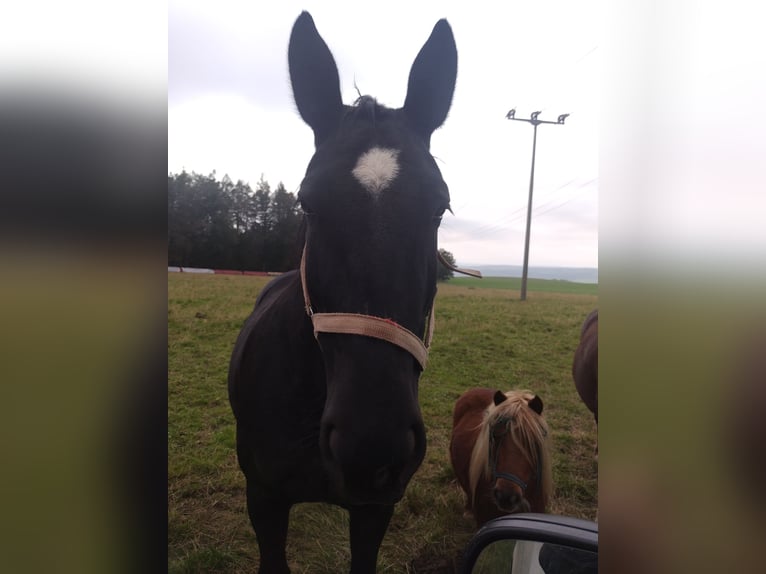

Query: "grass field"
(448, 276), (598, 296)
(168, 274), (598, 573)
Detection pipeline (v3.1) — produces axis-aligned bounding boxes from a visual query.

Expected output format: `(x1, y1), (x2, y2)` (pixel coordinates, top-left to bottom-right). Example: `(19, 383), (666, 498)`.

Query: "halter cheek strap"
(299, 246), (434, 370)
(489, 422), (542, 493)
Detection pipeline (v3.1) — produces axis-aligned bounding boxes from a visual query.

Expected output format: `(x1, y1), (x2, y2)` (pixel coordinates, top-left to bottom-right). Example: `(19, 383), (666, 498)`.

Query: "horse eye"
(298, 198), (314, 215)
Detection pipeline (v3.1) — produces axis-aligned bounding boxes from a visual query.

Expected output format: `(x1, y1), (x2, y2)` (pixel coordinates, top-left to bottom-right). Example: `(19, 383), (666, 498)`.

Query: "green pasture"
(168, 274), (598, 573)
(448, 276), (597, 296)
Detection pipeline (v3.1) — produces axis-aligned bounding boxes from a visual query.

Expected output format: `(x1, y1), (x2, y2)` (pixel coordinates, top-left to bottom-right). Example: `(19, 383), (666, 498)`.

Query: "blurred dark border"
(0, 87), (168, 573)
(4, 2), (765, 573)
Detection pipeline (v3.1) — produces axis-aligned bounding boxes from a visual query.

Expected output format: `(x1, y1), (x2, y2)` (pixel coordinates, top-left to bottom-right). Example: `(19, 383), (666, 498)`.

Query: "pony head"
(468, 390), (553, 514)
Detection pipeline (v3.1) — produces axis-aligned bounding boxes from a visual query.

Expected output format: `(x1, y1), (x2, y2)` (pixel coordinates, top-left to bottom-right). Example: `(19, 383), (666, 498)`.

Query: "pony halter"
(489, 417), (541, 493)
(299, 246), (434, 370)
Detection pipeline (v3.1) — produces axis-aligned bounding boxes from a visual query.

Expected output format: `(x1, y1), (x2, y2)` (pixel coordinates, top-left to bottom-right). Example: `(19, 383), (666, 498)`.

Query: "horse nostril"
(407, 426), (418, 458)
(373, 466), (392, 490)
(325, 425), (338, 462)
(494, 488), (520, 509)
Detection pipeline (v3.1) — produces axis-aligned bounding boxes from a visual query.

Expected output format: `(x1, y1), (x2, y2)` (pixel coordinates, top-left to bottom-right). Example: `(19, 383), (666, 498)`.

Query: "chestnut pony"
(449, 388), (553, 527)
(228, 11), (458, 574)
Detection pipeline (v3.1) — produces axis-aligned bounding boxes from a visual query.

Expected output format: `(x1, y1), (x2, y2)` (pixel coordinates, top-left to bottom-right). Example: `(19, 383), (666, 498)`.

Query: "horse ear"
(528, 395), (544, 415)
(493, 390), (507, 406)
(402, 19), (457, 145)
(288, 12), (344, 146)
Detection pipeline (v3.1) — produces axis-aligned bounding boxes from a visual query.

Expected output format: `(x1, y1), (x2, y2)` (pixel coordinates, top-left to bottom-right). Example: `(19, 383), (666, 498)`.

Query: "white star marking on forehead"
(351, 147), (400, 195)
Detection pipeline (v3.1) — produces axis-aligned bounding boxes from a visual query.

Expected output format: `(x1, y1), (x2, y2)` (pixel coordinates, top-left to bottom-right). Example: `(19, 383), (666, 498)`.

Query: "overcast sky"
(169, 0), (599, 268)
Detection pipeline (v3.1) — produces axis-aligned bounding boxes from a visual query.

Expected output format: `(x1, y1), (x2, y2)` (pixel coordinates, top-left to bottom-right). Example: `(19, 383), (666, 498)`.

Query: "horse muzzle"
(320, 418), (426, 506)
(493, 481), (531, 514)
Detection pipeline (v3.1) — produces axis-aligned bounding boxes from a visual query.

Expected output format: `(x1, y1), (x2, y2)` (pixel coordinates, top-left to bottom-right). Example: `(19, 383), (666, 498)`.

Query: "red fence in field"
(168, 267), (281, 276)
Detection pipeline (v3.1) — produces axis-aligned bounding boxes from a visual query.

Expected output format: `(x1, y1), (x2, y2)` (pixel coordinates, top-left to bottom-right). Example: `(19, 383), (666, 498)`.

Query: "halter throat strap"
(437, 250), (482, 278)
(299, 246), (434, 370)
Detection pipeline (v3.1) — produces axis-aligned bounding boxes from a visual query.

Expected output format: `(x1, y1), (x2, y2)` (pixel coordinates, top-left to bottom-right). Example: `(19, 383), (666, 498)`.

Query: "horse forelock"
(467, 390), (553, 508)
(351, 94), (380, 121)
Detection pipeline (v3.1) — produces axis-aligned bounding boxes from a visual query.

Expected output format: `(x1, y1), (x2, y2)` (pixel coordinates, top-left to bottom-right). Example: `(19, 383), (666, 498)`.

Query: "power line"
(444, 177), (581, 238)
(442, 178), (595, 241)
(533, 178), (597, 219)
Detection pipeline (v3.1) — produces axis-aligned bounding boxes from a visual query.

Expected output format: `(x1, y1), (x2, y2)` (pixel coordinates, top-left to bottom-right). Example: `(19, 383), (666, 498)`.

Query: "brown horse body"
(449, 388), (552, 527)
(573, 309), (598, 423)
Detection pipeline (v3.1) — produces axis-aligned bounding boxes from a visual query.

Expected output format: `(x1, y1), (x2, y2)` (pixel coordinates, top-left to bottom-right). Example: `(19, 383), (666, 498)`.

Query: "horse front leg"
(348, 504), (394, 574)
(246, 479), (292, 574)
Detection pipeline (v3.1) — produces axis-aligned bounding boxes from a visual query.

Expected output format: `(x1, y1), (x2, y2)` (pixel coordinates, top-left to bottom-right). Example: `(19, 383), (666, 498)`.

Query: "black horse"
(228, 11), (457, 574)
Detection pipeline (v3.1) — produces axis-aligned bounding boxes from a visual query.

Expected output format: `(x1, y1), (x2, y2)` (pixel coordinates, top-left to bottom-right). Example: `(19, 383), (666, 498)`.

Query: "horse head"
(289, 12), (456, 505)
(472, 390), (552, 515)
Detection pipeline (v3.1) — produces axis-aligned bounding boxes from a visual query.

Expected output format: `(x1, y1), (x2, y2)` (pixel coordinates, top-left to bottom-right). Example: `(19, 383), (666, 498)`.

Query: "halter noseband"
(299, 244), (481, 370)
(299, 246), (433, 369)
(489, 417), (541, 493)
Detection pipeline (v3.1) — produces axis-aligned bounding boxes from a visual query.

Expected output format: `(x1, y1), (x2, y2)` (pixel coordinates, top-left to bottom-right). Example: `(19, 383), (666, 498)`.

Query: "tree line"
(168, 170), (455, 279)
(168, 171), (302, 271)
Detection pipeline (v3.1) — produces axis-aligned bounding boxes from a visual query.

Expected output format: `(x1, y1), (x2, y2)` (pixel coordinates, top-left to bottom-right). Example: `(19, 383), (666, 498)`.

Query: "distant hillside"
(447, 276), (597, 296)
(462, 264), (598, 284)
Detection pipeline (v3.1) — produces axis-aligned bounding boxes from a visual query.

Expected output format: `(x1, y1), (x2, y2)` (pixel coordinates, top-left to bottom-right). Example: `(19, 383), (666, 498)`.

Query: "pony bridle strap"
(299, 246), (435, 370)
(489, 419), (541, 493)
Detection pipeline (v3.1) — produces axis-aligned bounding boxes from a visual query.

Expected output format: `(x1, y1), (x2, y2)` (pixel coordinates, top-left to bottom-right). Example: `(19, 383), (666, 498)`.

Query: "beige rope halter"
(299, 245), (480, 370)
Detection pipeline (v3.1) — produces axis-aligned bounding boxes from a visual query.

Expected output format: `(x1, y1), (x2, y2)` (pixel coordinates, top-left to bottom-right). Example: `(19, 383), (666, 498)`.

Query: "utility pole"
(506, 109), (569, 301)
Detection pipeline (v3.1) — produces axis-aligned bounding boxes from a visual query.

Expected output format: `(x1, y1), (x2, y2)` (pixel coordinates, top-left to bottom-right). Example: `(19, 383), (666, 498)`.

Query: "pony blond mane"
(467, 390), (553, 509)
